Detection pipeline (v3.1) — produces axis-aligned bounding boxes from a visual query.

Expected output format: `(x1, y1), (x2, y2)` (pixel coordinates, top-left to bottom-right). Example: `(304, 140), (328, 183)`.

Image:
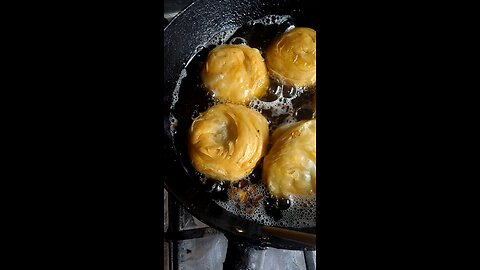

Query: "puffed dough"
(262, 119), (316, 198)
(189, 103), (269, 182)
(266, 27), (316, 88)
(201, 44), (269, 104)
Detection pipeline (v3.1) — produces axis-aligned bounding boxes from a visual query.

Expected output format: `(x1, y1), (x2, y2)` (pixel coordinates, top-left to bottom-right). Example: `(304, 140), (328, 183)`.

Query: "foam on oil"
(216, 184), (316, 228)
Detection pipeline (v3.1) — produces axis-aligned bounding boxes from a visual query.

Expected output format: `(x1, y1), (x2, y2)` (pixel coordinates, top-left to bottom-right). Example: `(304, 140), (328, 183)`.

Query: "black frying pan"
(164, 0), (317, 267)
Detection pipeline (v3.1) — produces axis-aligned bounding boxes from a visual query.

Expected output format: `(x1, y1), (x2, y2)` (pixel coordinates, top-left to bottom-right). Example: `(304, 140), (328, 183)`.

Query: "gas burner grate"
(163, 188), (316, 270)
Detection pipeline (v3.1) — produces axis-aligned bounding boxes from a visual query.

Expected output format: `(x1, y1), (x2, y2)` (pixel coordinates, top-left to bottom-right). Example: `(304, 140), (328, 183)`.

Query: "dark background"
(2, 0), (474, 269)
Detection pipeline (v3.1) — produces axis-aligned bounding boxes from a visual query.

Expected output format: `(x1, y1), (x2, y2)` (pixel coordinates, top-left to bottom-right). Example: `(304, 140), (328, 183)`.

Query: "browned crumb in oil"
(228, 188), (237, 201)
(229, 184), (264, 217)
(251, 194), (263, 207)
(237, 189), (248, 203)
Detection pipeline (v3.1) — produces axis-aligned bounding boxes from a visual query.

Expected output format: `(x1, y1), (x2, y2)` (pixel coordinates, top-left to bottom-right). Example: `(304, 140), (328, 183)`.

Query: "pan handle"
(223, 234), (266, 270)
(261, 226), (316, 248)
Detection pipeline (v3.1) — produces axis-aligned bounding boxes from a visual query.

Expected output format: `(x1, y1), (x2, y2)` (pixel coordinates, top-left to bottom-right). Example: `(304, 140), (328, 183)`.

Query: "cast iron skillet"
(164, 0), (317, 267)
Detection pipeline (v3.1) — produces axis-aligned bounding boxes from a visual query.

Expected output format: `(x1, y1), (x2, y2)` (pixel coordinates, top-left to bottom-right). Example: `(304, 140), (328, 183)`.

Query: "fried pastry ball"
(266, 27), (316, 88)
(201, 44), (269, 104)
(189, 103), (269, 182)
(262, 119), (316, 198)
